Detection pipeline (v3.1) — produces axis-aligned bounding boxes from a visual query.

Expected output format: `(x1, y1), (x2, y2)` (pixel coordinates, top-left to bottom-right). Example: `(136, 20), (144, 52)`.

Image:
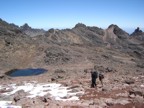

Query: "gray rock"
(51, 78), (56, 82)
(129, 88), (144, 97)
(124, 79), (135, 85)
(102, 86), (111, 92)
(137, 62), (144, 68)
(104, 98), (130, 106)
(13, 96), (20, 102)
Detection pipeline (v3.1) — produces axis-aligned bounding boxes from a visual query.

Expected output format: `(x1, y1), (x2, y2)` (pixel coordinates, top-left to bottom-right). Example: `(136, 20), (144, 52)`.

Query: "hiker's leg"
(94, 81), (97, 87)
(99, 77), (103, 86)
(91, 82), (94, 88)
(91, 79), (95, 88)
(94, 78), (97, 87)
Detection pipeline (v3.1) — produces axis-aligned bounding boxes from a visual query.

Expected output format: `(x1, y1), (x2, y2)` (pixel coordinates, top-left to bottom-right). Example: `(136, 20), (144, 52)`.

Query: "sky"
(0, 0), (144, 33)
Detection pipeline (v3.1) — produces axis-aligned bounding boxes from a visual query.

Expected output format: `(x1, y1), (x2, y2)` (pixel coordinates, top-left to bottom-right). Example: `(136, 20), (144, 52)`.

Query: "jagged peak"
(108, 24), (119, 29)
(107, 24), (128, 34)
(134, 27), (143, 33)
(0, 18), (3, 21)
(0, 18), (9, 25)
(131, 27), (143, 36)
(74, 23), (86, 28)
(48, 28), (55, 33)
(0, 18), (7, 23)
(0, 18), (20, 33)
(107, 24), (129, 39)
(20, 23), (31, 30)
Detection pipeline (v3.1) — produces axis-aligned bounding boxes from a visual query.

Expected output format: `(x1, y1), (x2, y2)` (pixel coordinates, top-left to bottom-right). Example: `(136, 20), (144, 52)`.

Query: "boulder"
(124, 79), (135, 85)
(129, 88), (144, 98)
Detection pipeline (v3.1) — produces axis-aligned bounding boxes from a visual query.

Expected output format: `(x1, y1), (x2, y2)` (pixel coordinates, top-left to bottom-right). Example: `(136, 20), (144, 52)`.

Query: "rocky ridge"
(20, 23), (45, 37)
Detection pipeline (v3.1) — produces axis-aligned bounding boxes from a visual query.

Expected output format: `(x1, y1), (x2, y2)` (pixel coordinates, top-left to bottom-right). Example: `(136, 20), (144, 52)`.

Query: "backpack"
(99, 73), (104, 79)
(92, 71), (99, 78)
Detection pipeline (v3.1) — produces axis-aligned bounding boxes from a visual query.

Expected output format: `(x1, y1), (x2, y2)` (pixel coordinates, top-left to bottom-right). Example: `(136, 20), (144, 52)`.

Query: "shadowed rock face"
(74, 23), (87, 28)
(131, 27), (144, 41)
(131, 27), (143, 36)
(20, 23), (31, 30)
(108, 24), (129, 39)
(20, 23), (45, 37)
(0, 18), (22, 35)
(43, 23), (131, 48)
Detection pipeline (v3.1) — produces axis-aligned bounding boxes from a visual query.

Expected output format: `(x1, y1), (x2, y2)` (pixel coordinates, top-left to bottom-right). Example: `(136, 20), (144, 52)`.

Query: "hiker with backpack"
(91, 69), (104, 88)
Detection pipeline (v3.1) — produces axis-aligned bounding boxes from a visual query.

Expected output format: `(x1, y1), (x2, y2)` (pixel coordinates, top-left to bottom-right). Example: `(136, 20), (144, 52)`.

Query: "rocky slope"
(0, 18), (22, 35)
(0, 19), (38, 70)
(0, 19), (144, 108)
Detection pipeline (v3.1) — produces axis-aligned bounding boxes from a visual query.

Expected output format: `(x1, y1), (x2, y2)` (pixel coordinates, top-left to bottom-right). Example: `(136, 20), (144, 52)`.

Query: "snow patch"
(0, 82), (84, 101)
(140, 85), (144, 88)
(0, 101), (21, 108)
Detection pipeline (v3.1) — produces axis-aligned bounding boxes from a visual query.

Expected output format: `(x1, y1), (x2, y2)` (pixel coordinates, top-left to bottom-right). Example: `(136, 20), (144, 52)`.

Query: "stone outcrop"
(20, 23), (45, 37)
(108, 24), (129, 39)
(131, 27), (144, 41)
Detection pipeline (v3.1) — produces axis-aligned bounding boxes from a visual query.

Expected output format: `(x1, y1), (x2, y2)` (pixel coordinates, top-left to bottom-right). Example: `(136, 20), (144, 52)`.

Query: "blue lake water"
(6, 68), (48, 77)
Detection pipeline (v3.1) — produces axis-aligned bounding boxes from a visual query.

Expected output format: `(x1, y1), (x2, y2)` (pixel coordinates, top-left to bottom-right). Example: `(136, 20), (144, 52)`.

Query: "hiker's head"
(94, 66), (99, 71)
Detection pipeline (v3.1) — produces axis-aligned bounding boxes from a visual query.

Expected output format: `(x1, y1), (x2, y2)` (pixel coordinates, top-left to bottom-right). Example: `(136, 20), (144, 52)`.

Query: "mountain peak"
(20, 23), (45, 37)
(74, 23), (86, 28)
(0, 18), (3, 21)
(107, 24), (129, 39)
(130, 27), (144, 41)
(132, 27), (143, 35)
(131, 27), (143, 36)
(20, 23), (31, 30)
(108, 24), (119, 29)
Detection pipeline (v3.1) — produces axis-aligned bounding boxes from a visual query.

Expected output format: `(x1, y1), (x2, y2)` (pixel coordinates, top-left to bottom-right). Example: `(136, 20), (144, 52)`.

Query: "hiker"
(91, 69), (104, 88)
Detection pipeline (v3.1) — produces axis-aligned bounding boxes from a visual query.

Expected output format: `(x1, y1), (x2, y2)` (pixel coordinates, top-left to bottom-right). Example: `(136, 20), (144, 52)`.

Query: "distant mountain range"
(0, 18), (45, 37)
(0, 18), (144, 48)
(1, 18), (144, 108)
(0, 18), (143, 39)
(0, 18), (144, 69)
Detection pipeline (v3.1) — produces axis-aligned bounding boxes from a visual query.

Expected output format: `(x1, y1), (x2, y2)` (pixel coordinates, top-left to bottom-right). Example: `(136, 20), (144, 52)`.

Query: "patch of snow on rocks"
(140, 85), (144, 88)
(0, 82), (84, 101)
(0, 101), (21, 108)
